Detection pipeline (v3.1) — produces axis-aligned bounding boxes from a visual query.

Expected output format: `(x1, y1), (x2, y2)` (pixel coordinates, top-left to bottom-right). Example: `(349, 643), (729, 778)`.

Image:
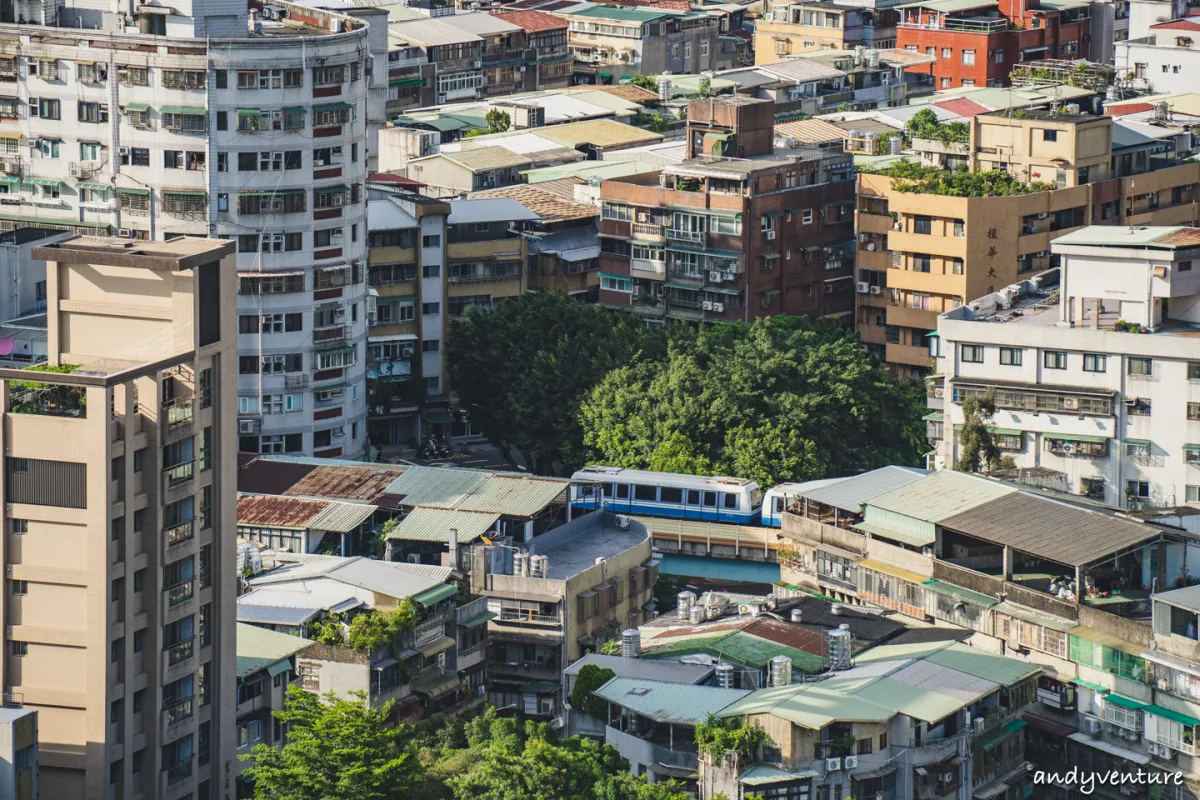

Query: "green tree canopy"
(955, 389), (1015, 474)
(446, 292), (664, 474)
(485, 109), (511, 134)
(627, 74), (660, 92)
(569, 664), (616, 719)
(579, 317), (926, 487)
(241, 687), (424, 800)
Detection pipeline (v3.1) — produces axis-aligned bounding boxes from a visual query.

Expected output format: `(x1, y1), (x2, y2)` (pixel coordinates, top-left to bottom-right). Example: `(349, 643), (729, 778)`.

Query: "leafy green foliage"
(310, 614), (347, 646)
(446, 292), (665, 474)
(10, 363), (85, 415)
(859, 160), (1052, 197)
(955, 390), (1001, 474)
(627, 74), (660, 92)
(599, 639), (622, 656)
(904, 107), (969, 147)
(694, 718), (771, 761)
(485, 109), (511, 134)
(347, 600), (417, 656)
(569, 664), (616, 719)
(242, 687), (423, 800)
(578, 317), (927, 488)
(634, 111), (670, 133)
(698, 77), (712, 96)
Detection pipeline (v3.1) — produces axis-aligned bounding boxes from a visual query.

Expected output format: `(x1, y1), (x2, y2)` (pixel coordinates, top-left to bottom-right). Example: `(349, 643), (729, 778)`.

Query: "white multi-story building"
(0, 0), (388, 459)
(931, 224), (1200, 511)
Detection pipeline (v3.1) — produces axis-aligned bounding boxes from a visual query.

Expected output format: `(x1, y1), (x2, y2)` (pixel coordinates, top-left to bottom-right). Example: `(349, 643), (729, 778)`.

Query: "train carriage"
(569, 466), (762, 524)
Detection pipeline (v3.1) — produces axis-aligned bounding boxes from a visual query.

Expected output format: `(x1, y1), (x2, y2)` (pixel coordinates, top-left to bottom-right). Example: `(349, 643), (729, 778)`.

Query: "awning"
(315, 102), (354, 113)
(416, 635), (455, 657)
(974, 782), (1008, 800)
(236, 108), (263, 116)
(596, 271), (629, 281)
(266, 659), (292, 678)
(0, 176), (19, 188)
(1023, 710), (1077, 737)
(1044, 433), (1108, 443)
(458, 610), (497, 628)
(705, 286), (742, 296)
(76, 182), (111, 192)
(804, 245), (821, 252)
(663, 281), (700, 291)
(1125, 438), (1151, 447)
(763, 209), (785, 217)
(852, 763), (897, 781)
(159, 106), (204, 115)
(740, 765), (818, 786)
(162, 190), (206, 197)
(824, 275), (854, 284)
(922, 412), (944, 422)
(413, 673), (459, 699)
(1071, 678), (1109, 694)
(372, 657), (399, 670)
(413, 583), (457, 607)
(238, 189), (305, 197)
(123, 103), (150, 112)
(368, 333), (418, 343)
(24, 178), (62, 188)
(315, 185), (350, 194)
(652, 763), (697, 780)
(390, 77), (424, 88)
(762, 288), (780, 295)
(762, 252), (781, 260)
(1067, 731), (1150, 765)
(1184, 444), (1200, 453)
(283, 107), (306, 114)
(1145, 704), (1200, 726)
(238, 270), (304, 279)
(117, 188), (150, 196)
(1102, 694), (1147, 711)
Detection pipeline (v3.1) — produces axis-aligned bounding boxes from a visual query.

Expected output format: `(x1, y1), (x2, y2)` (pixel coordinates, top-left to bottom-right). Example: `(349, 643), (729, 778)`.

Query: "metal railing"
(165, 757), (193, 786)
(164, 397), (194, 428)
(498, 608), (560, 624)
(632, 223), (665, 238)
(166, 580), (195, 607)
(285, 374), (310, 389)
(667, 228), (704, 243)
(164, 460), (195, 489)
(899, 16), (1007, 32)
(163, 696), (194, 726)
(164, 519), (195, 547)
(313, 325), (350, 347)
(165, 637), (194, 666)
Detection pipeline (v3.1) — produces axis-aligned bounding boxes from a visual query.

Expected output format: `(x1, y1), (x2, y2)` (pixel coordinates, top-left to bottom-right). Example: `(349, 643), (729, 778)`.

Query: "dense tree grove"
(243, 694), (694, 800)
(448, 293), (927, 485)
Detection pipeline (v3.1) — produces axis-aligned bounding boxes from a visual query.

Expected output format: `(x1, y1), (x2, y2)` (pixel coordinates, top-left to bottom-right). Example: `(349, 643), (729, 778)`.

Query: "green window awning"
(1003, 719), (1028, 734)
(76, 182), (110, 192)
(1071, 678), (1108, 694)
(413, 583), (457, 607)
(236, 108), (262, 116)
(1146, 705), (1200, 727)
(922, 412), (944, 422)
(662, 281), (699, 291)
(283, 107), (306, 114)
(162, 190), (206, 197)
(24, 178), (62, 188)
(1184, 444), (1200, 453)
(761, 288), (780, 296)
(239, 189), (305, 197)
(762, 252), (781, 260)
(597, 271), (630, 281)
(803, 244), (821, 252)
(117, 187), (150, 196)
(763, 210), (785, 218)
(389, 78), (424, 88)
(123, 103), (150, 112)
(1125, 438), (1151, 447)
(266, 659), (292, 678)
(705, 286), (741, 296)
(315, 102), (354, 113)
(458, 610), (496, 628)
(159, 106), (204, 115)
(952, 425), (1023, 436)
(314, 185), (350, 194)
(1045, 433), (1108, 443)
(1104, 694), (1148, 711)
(0, 176), (20, 187)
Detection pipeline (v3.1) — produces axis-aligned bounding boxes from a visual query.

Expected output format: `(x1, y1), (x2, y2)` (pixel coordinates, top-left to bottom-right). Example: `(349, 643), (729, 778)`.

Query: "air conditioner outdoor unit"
(870, 285), (882, 295)
(437, 94), (447, 104)
(401, 344), (415, 357)
(1147, 743), (1160, 756)
(474, 60), (482, 68)
(1061, 444), (1077, 455)
(858, 233), (867, 243)
(119, 147), (130, 156)
(766, 230), (776, 240)
(1063, 397), (1079, 410)
(519, 65), (526, 72)
(238, 419), (260, 434)
(972, 718), (987, 734)
(118, 228), (134, 238)
(826, 758), (841, 771)
(702, 301), (714, 311)
(940, 773), (953, 782)
(709, 271), (722, 282)
(866, 242), (876, 251)
(842, 755), (858, 769)
(857, 282), (870, 293)
(332, 428), (345, 438)
(712, 302), (724, 312)
(1081, 716), (1102, 736)
(893, 221), (902, 230)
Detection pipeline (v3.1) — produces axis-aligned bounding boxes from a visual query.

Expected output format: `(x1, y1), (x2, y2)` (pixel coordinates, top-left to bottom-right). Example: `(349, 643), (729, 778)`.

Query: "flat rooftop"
(32, 235), (234, 271)
(539, 523), (645, 581)
(980, 108), (1100, 124)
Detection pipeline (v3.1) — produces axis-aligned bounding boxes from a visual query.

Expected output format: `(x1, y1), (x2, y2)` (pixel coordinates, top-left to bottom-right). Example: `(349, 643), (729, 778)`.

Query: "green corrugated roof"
(236, 108), (262, 116)
(1104, 694), (1148, 710)
(740, 766), (818, 786)
(1050, 226), (1197, 250)
(597, 271), (631, 281)
(123, 103), (150, 112)
(116, 187), (149, 196)
(566, 4), (671, 21)
(641, 630), (825, 673)
(866, 470), (1016, 523)
(76, 182), (110, 192)
(1071, 678), (1108, 694)
(162, 190), (206, 197)
(236, 622), (312, 678)
(594, 677), (749, 725)
(413, 583), (457, 607)
(718, 682), (893, 729)
(922, 642), (1041, 686)
(381, 466), (567, 517)
(922, 412), (944, 422)
(315, 102), (355, 113)
(0, 176), (19, 187)
(24, 178), (62, 188)
(1044, 433), (1108, 443)
(921, 579), (999, 608)
(385, 507), (499, 543)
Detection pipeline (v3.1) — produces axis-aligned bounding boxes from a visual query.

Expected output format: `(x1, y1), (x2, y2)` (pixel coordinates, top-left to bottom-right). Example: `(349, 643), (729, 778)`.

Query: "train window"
(602, 483), (614, 498)
(634, 485), (656, 502)
(687, 490), (700, 505)
(703, 492), (717, 507)
(774, 497), (785, 513)
(616, 484), (629, 499)
(660, 487), (683, 503)
(723, 493), (738, 509)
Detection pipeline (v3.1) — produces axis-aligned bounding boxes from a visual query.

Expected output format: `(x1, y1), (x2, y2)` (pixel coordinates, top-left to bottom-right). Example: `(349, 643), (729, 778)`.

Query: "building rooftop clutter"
(563, 653), (716, 683)
(530, 519), (646, 581)
(774, 118), (851, 146)
(236, 623), (313, 678)
(236, 494), (378, 533)
(238, 456), (408, 503)
(492, 8), (570, 32)
(533, 119), (665, 150)
(593, 678), (751, 725)
(471, 183), (597, 223)
(755, 58), (857, 84)
(446, 10), (525, 35)
(248, 553), (454, 597)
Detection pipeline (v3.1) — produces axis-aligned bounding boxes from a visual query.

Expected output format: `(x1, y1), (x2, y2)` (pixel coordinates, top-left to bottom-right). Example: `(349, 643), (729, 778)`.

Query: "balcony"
(163, 460), (195, 491)
(164, 519), (195, 548)
(458, 642), (487, 670)
(631, 223), (666, 242)
(667, 228), (704, 244)
(497, 607), (560, 625)
(165, 637), (194, 667)
(313, 325), (350, 348)
(163, 696), (194, 727)
(165, 757), (193, 786)
(166, 579), (195, 607)
(163, 397), (193, 428)
(484, 45), (526, 64)
(285, 373), (310, 389)
(898, 15), (1008, 32)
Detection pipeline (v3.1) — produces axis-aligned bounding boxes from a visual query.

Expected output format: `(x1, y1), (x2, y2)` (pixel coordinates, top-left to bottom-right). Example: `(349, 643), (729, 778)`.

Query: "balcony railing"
(164, 397), (194, 428)
(164, 519), (195, 547)
(163, 696), (194, 726)
(164, 460), (195, 489)
(313, 325), (350, 347)
(165, 757), (193, 786)
(632, 222), (665, 238)
(667, 228), (704, 243)
(165, 637), (194, 666)
(285, 373), (310, 389)
(498, 608), (560, 624)
(166, 579), (195, 607)
(899, 16), (1008, 32)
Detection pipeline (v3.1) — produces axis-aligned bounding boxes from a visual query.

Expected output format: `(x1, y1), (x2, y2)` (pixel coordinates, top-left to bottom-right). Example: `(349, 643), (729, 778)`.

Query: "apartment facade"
(756, 0), (902, 63)
(896, 0), (1091, 89)
(0, 0), (388, 460)
(856, 114), (1200, 377)
(1116, 18), (1200, 97)
(0, 236), (238, 800)
(492, 10), (573, 92)
(599, 96), (857, 324)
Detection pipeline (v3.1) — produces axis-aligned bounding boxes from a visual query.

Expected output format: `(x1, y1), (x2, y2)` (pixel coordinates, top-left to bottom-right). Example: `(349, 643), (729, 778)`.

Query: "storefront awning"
(159, 106), (205, 115)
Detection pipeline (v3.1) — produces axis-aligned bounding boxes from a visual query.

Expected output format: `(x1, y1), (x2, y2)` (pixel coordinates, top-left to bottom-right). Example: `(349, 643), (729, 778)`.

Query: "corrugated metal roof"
(236, 602), (322, 627)
(448, 198), (541, 225)
(895, 0), (996, 11)
(535, 119), (664, 150)
(471, 184), (596, 223)
(236, 622), (313, 677)
(641, 629), (825, 672)
(718, 683), (893, 729)
(383, 466), (567, 516)
(450, 11), (524, 34)
(307, 500), (378, 533)
(238, 458), (318, 495)
(939, 492), (1162, 567)
(799, 466), (930, 514)
(756, 59), (847, 84)
(386, 507), (500, 542)
(933, 97), (992, 118)
(774, 118), (848, 145)
(594, 677), (748, 724)
(368, 198), (419, 232)
(865, 470), (1016, 523)
(922, 642), (1042, 686)
(238, 493), (328, 529)
(389, 16), (484, 46)
(563, 653), (714, 683)
(492, 9), (569, 32)
(284, 464), (407, 503)
(1151, 583), (1200, 613)
(442, 146), (532, 172)
(852, 663), (998, 723)
(323, 558), (447, 598)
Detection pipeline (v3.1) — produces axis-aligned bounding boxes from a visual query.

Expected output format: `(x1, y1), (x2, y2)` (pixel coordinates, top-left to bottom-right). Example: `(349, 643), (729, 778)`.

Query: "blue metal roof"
(659, 554), (780, 584)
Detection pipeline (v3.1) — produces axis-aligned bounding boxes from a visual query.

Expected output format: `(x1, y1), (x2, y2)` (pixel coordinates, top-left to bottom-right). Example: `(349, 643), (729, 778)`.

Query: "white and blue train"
(569, 466), (763, 524)
(760, 478), (847, 528)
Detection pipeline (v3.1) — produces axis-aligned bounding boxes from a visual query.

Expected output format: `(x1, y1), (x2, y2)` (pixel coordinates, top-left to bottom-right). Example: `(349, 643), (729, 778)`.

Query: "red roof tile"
(1107, 102), (1155, 117)
(491, 9), (568, 32)
(368, 173), (425, 188)
(1154, 227), (1200, 247)
(1151, 18), (1200, 30)
(933, 97), (991, 117)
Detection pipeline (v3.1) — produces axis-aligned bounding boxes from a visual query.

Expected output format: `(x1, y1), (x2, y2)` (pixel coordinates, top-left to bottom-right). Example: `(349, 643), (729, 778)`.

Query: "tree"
(346, 600), (417, 656)
(627, 74), (660, 92)
(569, 664), (616, 719)
(599, 639), (622, 656)
(485, 109), (511, 134)
(241, 686), (424, 800)
(698, 77), (712, 96)
(447, 292), (663, 474)
(956, 389), (1003, 474)
(579, 317), (926, 488)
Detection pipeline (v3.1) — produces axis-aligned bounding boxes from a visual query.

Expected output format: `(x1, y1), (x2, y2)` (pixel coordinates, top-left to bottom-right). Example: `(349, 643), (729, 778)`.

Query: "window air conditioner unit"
(826, 758), (842, 771)
(332, 428), (345, 438)
(238, 419), (259, 434)
(118, 228), (134, 238)
(842, 755), (858, 769)
(474, 60), (482, 68)
(712, 302), (724, 312)
(400, 344), (415, 357)
(709, 270), (722, 282)
(1063, 397), (1079, 410)
(940, 773), (953, 782)
(857, 281), (870, 293)
(519, 65), (526, 73)
(866, 242), (876, 251)
(702, 300), (714, 311)
(858, 233), (867, 243)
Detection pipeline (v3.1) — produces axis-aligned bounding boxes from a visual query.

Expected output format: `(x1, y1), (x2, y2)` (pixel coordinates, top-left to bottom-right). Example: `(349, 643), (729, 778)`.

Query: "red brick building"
(896, 0), (1091, 89)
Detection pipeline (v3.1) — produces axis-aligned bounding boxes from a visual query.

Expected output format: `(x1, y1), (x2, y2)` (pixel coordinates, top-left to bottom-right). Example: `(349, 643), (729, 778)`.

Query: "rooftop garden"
(905, 108), (970, 147)
(10, 363), (86, 418)
(858, 160), (1053, 197)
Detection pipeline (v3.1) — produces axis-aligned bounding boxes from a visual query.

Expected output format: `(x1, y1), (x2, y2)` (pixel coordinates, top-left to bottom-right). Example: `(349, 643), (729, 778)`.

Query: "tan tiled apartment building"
(0, 237), (237, 800)
(858, 111), (1200, 377)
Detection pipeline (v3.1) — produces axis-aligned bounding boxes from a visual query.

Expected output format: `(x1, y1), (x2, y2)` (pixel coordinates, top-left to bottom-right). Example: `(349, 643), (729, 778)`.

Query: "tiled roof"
(775, 118), (848, 145)
(492, 9), (568, 31)
(933, 97), (992, 118)
(1151, 18), (1200, 30)
(470, 182), (598, 222)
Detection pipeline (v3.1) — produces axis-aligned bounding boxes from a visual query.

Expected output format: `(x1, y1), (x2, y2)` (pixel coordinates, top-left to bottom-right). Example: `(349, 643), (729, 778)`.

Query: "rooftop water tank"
(689, 605), (705, 624)
(677, 591), (697, 620)
(769, 655), (793, 687)
(621, 628), (640, 659)
(715, 662), (735, 688)
(828, 624), (853, 671)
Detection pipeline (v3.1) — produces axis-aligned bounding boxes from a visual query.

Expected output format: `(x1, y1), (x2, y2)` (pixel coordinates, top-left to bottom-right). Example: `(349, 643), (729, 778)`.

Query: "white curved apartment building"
(0, 0), (388, 460)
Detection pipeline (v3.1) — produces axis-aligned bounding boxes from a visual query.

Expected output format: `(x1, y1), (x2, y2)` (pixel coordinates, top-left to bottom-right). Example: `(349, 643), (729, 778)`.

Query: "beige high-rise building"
(0, 236), (237, 800)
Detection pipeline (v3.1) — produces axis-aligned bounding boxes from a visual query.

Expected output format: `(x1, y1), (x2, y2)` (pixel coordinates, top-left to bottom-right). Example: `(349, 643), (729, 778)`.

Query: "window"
(962, 49), (975, 64)
(961, 345), (984, 363)
(913, 254), (931, 273)
(1127, 480), (1150, 499)
(1128, 398), (1151, 416)
(32, 98), (60, 119)
(77, 101), (108, 123)
(422, 340), (440, 353)
(1083, 354), (1107, 372)
(913, 215), (932, 235)
(422, 235), (441, 248)
(10, 579), (26, 596)
(422, 302), (440, 315)
(941, 47), (952, 57)
(164, 150), (183, 169)
(238, 720), (263, 749)
(10, 519), (26, 535)
(1044, 351), (1067, 370)
(1128, 357), (1153, 377)
(941, 77), (952, 88)
(10, 641), (25, 657)
(802, 208), (814, 224)
(1000, 347), (1022, 366)
(1043, 129), (1059, 142)
(994, 49), (1004, 64)
(1189, 402), (1200, 421)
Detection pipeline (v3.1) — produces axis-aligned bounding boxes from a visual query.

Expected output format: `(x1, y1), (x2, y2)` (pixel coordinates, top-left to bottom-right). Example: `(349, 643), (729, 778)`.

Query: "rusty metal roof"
(238, 494), (328, 529)
(237, 458), (317, 495)
(283, 464), (408, 503)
